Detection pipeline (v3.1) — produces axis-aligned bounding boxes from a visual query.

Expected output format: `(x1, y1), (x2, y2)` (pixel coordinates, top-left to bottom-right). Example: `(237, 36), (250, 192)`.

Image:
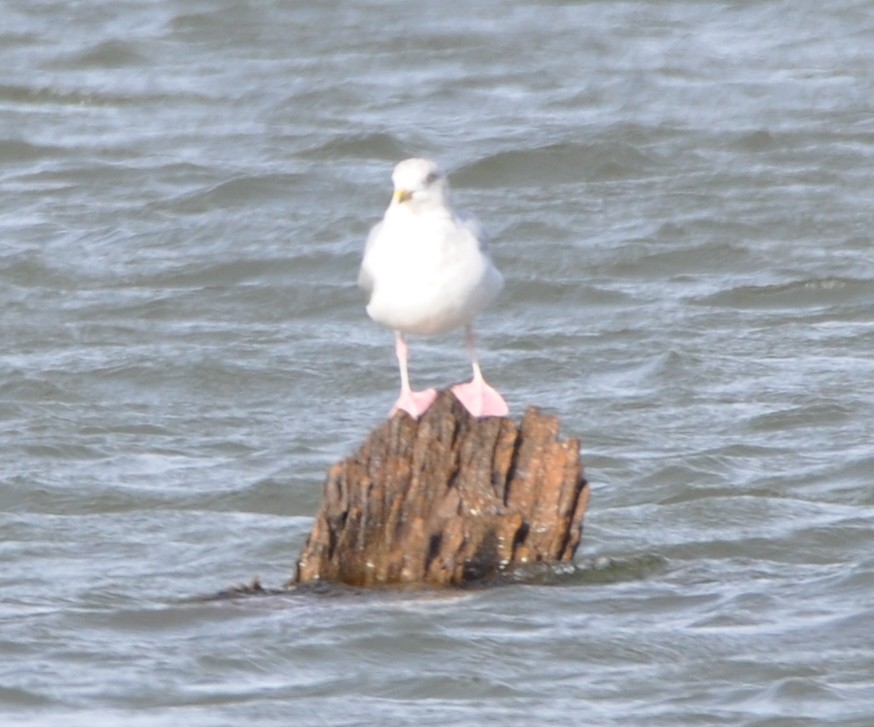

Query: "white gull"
(358, 158), (508, 418)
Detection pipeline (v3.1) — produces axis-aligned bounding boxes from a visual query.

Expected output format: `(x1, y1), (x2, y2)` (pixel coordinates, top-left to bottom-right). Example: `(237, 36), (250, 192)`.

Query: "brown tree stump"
(293, 391), (589, 587)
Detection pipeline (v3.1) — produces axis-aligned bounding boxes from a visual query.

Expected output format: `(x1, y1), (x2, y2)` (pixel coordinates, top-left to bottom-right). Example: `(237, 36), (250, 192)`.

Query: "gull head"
(390, 158), (449, 210)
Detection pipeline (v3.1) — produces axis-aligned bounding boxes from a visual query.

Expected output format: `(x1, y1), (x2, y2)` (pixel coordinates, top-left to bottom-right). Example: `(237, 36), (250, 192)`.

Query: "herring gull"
(358, 158), (508, 419)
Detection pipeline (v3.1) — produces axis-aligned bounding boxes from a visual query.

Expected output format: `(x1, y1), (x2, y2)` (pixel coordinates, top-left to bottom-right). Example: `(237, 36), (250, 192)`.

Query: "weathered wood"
(293, 391), (589, 587)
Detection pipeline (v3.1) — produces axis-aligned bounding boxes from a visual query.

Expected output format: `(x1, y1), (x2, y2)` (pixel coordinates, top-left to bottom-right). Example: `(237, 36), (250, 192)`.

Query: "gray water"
(2, 1), (874, 725)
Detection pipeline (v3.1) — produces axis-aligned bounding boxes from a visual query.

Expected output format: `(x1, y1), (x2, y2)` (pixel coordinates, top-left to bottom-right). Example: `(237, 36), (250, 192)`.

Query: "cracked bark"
(293, 391), (590, 587)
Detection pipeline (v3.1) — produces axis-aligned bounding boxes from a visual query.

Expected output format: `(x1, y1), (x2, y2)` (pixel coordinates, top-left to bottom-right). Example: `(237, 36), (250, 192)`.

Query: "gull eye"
(425, 171), (440, 185)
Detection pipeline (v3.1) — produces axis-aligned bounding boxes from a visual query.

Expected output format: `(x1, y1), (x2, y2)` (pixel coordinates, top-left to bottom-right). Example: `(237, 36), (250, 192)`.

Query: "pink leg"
(451, 325), (508, 417)
(390, 331), (437, 418)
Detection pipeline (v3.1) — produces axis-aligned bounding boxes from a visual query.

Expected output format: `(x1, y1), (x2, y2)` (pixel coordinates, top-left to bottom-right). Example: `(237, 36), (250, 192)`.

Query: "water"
(2, 0), (873, 724)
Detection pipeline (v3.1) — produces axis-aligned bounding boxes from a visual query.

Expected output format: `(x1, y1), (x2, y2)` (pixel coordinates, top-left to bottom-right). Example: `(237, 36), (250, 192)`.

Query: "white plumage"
(360, 160), (502, 335)
(359, 158), (508, 419)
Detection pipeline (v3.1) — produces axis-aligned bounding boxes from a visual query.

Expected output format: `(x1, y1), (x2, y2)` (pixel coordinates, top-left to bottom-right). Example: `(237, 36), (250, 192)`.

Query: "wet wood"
(293, 391), (589, 587)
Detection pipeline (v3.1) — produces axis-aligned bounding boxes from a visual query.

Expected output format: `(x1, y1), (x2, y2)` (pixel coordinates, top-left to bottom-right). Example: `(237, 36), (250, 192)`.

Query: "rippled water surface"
(2, 1), (874, 725)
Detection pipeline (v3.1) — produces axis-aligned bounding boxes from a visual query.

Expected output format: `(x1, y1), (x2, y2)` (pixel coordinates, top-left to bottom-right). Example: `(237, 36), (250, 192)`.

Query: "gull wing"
(456, 209), (492, 254)
(357, 221), (382, 296)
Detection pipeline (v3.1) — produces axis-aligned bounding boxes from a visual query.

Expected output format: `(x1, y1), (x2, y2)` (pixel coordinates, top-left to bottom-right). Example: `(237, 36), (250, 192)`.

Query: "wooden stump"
(293, 391), (589, 587)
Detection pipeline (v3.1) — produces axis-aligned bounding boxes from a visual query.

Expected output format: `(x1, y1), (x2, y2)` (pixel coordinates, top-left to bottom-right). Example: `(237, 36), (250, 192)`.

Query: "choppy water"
(2, 1), (874, 725)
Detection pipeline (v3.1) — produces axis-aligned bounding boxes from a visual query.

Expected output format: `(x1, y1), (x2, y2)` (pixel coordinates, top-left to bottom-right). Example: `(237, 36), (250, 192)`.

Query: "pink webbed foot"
(451, 379), (509, 418)
(390, 388), (438, 419)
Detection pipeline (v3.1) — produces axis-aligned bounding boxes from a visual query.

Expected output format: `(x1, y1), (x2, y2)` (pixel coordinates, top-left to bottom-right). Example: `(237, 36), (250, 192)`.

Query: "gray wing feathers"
(357, 221), (382, 296)
(456, 209), (491, 254)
